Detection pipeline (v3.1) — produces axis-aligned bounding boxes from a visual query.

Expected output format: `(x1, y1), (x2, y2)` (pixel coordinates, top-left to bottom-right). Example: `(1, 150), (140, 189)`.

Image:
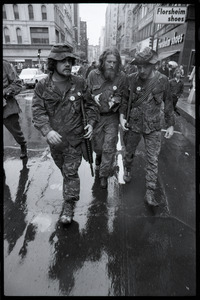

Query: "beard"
(103, 68), (117, 81)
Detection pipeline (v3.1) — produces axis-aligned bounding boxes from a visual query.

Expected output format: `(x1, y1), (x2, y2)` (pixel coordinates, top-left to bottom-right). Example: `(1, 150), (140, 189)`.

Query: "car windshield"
(20, 69), (37, 75)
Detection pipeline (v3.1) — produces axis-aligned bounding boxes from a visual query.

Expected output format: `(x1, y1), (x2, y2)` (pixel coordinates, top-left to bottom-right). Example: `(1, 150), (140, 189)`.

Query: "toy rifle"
(80, 97), (94, 177)
(125, 87), (133, 129)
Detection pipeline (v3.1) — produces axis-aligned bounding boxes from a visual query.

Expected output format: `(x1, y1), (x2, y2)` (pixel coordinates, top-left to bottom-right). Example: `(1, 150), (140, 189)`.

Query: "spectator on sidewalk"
(85, 61), (97, 78)
(77, 60), (88, 79)
(188, 66), (195, 104)
(169, 68), (184, 113)
(179, 65), (184, 78)
(3, 59), (28, 159)
(158, 60), (169, 78)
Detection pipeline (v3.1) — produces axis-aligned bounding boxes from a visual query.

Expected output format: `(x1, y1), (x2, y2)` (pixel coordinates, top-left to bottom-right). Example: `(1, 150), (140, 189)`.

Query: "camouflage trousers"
(123, 130), (162, 190)
(93, 113), (119, 178)
(50, 142), (82, 201)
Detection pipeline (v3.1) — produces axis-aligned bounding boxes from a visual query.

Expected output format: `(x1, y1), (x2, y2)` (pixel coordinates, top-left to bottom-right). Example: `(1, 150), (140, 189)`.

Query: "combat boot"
(60, 200), (75, 224)
(20, 144), (27, 159)
(123, 168), (132, 183)
(145, 189), (158, 207)
(100, 177), (108, 189)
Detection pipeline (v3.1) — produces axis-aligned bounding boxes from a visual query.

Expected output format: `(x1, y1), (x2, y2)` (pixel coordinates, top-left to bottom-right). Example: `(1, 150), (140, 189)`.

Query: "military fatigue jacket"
(87, 69), (127, 114)
(3, 60), (22, 119)
(120, 70), (175, 133)
(32, 74), (99, 147)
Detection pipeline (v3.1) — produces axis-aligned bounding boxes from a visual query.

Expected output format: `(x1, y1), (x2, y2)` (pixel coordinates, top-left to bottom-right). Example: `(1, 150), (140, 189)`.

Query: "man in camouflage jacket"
(32, 44), (99, 224)
(87, 47), (127, 189)
(120, 47), (175, 206)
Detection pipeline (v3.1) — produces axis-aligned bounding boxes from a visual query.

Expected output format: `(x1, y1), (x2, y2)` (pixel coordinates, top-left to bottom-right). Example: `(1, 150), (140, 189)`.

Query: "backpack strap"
(132, 71), (160, 108)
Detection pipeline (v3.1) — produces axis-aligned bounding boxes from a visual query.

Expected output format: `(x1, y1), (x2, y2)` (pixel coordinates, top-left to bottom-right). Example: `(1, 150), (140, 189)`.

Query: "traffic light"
(149, 36), (153, 49)
(38, 49), (41, 59)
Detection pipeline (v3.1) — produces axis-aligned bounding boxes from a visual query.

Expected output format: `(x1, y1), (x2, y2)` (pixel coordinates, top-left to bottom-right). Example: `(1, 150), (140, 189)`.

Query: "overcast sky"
(79, 3), (108, 45)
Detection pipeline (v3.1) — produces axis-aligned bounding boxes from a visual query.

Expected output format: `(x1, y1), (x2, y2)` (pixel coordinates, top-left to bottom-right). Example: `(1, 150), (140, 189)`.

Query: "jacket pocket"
(153, 92), (163, 104)
(68, 93), (81, 113)
(44, 100), (58, 116)
(92, 84), (101, 92)
(148, 115), (161, 130)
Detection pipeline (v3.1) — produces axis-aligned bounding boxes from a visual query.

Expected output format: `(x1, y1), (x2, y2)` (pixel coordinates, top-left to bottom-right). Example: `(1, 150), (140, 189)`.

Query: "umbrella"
(168, 61), (178, 68)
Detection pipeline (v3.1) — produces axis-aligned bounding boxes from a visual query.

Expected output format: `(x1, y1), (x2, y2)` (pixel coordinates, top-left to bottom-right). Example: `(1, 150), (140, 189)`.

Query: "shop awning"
(158, 50), (180, 61)
(14, 59), (25, 62)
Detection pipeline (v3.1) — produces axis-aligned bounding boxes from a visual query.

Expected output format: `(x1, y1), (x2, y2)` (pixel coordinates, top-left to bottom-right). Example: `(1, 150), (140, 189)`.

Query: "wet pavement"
(2, 92), (196, 296)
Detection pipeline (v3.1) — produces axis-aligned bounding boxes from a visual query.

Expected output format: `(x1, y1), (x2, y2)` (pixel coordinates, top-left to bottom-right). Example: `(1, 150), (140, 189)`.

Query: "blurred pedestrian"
(158, 60), (169, 78)
(85, 61), (97, 78)
(32, 44), (99, 225)
(77, 60), (88, 79)
(179, 65), (184, 78)
(120, 47), (175, 206)
(188, 66), (195, 104)
(3, 59), (27, 159)
(87, 47), (127, 189)
(169, 68), (184, 113)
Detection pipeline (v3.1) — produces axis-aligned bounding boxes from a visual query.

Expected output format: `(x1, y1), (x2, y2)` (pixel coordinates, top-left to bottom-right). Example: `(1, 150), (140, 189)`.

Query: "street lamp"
(37, 49), (41, 67)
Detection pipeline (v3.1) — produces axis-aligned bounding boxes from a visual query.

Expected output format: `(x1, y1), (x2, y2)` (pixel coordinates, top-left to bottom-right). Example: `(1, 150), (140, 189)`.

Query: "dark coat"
(169, 78), (184, 98)
(3, 60), (22, 119)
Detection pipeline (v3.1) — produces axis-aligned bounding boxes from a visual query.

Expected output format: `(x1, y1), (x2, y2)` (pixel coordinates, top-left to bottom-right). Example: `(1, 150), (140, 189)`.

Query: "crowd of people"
(4, 43), (188, 225)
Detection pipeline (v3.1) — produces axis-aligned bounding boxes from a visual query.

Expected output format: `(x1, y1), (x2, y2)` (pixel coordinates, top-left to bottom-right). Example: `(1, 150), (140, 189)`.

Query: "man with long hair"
(87, 48), (127, 188)
(32, 44), (99, 224)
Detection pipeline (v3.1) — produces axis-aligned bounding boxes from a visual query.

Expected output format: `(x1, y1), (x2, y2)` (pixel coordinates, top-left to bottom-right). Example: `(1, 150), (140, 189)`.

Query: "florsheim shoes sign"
(154, 6), (187, 24)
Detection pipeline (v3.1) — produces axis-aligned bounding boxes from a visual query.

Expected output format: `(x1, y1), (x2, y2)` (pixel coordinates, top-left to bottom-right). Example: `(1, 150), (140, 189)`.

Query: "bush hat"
(48, 44), (76, 61)
(131, 47), (158, 65)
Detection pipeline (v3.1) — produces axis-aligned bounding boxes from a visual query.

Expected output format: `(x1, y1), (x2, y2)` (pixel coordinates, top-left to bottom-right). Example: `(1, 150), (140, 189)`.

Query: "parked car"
(71, 65), (81, 75)
(19, 68), (48, 88)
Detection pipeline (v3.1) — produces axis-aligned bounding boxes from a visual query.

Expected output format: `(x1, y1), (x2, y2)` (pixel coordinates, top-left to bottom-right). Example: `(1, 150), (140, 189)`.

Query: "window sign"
(154, 6), (187, 24)
(158, 32), (184, 49)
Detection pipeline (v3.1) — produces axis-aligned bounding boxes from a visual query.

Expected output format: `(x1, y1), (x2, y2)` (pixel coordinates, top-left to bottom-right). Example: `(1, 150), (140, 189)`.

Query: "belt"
(100, 111), (116, 116)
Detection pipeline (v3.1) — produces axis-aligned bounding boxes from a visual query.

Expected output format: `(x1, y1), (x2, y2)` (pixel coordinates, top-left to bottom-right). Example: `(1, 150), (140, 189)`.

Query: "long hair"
(47, 57), (76, 72)
(98, 48), (122, 73)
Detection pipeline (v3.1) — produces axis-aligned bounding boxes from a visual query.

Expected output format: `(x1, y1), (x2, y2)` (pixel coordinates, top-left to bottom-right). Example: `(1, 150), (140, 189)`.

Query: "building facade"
(2, 3), (79, 72)
(79, 21), (88, 61)
(87, 45), (100, 64)
(104, 3), (195, 76)
(104, 4), (118, 49)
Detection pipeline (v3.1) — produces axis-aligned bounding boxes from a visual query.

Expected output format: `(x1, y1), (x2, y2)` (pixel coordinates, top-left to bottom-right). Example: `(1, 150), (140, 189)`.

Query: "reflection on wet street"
(3, 94), (196, 296)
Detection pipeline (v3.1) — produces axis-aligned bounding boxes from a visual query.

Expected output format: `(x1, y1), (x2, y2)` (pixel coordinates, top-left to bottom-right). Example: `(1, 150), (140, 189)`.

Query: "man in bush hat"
(120, 47), (175, 206)
(32, 44), (99, 224)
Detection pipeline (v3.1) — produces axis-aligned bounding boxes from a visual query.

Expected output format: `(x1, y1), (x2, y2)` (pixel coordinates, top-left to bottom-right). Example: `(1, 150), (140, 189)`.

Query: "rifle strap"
(132, 71), (160, 108)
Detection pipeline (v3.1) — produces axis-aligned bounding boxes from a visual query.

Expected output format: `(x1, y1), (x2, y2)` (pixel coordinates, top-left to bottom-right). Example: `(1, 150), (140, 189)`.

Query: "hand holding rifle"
(80, 96), (94, 177)
(120, 114), (129, 131)
(83, 124), (93, 140)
